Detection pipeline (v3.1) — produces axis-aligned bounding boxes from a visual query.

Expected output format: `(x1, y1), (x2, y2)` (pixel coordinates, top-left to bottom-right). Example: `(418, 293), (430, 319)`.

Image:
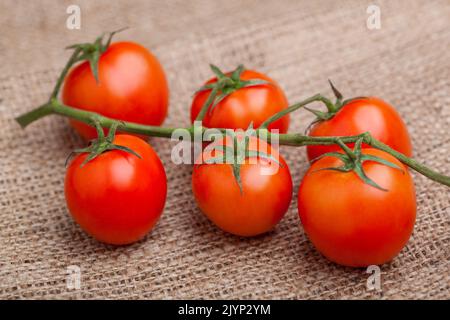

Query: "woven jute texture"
(0, 0), (449, 299)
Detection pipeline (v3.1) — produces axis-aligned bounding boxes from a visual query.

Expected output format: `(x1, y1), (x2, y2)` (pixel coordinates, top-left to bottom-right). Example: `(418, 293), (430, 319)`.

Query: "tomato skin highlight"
(298, 148), (416, 267)
(190, 70), (290, 133)
(65, 135), (167, 245)
(192, 137), (293, 237)
(307, 97), (412, 161)
(62, 42), (169, 140)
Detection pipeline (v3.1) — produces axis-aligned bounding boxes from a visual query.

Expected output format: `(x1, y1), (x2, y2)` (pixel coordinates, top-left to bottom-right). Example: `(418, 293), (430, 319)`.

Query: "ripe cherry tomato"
(190, 70), (289, 133)
(307, 97), (412, 161)
(65, 135), (167, 245)
(298, 148), (416, 267)
(63, 42), (169, 140)
(192, 136), (293, 236)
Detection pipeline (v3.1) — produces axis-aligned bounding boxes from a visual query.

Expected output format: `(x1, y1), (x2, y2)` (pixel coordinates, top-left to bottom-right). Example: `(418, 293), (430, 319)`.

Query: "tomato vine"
(15, 32), (450, 189)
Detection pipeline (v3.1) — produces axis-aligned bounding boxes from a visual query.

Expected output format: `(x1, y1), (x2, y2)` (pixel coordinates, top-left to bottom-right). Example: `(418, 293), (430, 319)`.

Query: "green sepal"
(238, 79), (270, 88)
(209, 92), (230, 115)
(199, 123), (279, 195)
(313, 137), (403, 191)
(231, 64), (244, 81)
(88, 50), (101, 84)
(211, 144), (235, 163)
(360, 154), (403, 172)
(201, 85), (220, 116)
(304, 106), (333, 121)
(65, 28), (128, 84)
(203, 155), (226, 165)
(66, 119), (141, 168)
(353, 163), (387, 191)
(328, 79), (343, 101)
(195, 64), (270, 120)
(304, 82), (366, 128)
(106, 144), (141, 160)
(310, 151), (349, 163)
(209, 64), (226, 79)
(104, 27), (128, 48)
(245, 150), (282, 167)
(314, 165), (352, 173)
(194, 83), (216, 95)
(230, 123), (278, 193)
(231, 163), (243, 194)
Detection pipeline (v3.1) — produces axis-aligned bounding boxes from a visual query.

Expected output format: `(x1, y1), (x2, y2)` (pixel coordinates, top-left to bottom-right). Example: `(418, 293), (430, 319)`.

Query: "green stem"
(16, 103), (53, 128)
(316, 94), (337, 113)
(193, 64), (270, 122)
(275, 132), (450, 187)
(195, 85), (219, 122)
(335, 139), (357, 160)
(261, 94), (324, 128)
(16, 99), (179, 138)
(15, 99), (450, 187)
(368, 137), (450, 187)
(14, 36), (450, 193)
(55, 102), (179, 138)
(50, 48), (82, 99)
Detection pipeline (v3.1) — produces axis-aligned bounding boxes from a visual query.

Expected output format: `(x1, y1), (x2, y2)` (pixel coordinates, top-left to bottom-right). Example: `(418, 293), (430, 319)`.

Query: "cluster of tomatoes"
(62, 40), (416, 267)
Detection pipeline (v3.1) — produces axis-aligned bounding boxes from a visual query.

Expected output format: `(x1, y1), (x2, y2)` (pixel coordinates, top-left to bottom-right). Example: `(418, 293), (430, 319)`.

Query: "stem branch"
(16, 103), (53, 128)
(275, 132), (450, 187)
(51, 48), (81, 99)
(15, 100), (450, 187)
(260, 94), (320, 128)
(53, 101), (179, 138)
(13, 40), (450, 189)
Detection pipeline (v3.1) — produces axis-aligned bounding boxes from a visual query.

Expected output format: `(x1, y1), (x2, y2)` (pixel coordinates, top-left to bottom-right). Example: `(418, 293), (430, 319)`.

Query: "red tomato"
(298, 148), (416, 267)
(62, 42), (169, 140)
(190, 70), (289, 133)
(307, 97), (412, 161)
(192, 136), (293, 236)
(65, 135), (167, 245)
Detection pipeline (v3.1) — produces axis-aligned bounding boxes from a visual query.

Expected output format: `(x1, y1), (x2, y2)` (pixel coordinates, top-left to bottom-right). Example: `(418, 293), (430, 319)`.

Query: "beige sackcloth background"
(0, 0), (449, 299)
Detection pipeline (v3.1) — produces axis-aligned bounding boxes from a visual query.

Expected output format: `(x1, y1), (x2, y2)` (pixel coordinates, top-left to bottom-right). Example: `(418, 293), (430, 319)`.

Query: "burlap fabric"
(0, 0), (449, 299)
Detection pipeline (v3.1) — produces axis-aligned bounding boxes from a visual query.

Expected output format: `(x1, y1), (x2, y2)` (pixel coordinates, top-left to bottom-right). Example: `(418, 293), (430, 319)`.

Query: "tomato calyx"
(304, 80), (367, 130)
(66, 118), (141, 167)
(65, 27), (128, 83)
(194, 65), (270, 121)
(313, 137), (403, 191)
(202, 124), (281, 193)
